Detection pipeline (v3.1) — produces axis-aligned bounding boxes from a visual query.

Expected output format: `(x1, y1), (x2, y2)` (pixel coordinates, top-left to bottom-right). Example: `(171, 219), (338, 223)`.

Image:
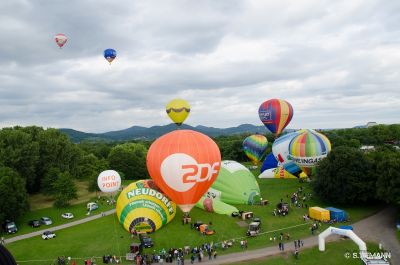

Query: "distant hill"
(59, 124), (270, 142)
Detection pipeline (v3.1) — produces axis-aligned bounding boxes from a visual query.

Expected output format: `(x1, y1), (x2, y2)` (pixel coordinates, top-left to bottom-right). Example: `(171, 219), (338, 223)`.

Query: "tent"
(326, 207), (347, 222)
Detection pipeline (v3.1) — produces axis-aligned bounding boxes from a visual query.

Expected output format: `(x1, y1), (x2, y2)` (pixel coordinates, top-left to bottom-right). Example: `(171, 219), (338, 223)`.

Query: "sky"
(0, 0), (399, 133)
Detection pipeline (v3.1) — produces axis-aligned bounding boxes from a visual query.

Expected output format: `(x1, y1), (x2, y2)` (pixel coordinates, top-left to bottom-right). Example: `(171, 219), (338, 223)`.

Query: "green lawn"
(6, 178), (382, 264)
(2, 196), (115, 239)
(232, 241), (382, 265)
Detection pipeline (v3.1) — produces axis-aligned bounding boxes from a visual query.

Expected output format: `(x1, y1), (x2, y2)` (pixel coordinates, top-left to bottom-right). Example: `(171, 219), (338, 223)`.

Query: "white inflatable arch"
(319, 226), (367, 253)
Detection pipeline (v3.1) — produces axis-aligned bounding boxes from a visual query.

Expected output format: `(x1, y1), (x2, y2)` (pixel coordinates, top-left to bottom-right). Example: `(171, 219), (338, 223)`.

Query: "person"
(0, 237), (4, 245)
(190, 255), (195, 264)
(294, 240), (297, 249)
(213, 249), (217, 259)
(281, 242), (285, 251)
(294, 249), (299, 259)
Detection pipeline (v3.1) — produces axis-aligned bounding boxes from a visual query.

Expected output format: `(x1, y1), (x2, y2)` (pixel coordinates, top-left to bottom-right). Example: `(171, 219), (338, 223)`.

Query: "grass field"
(6, 178), (382, 264)
(232, 241), (382, 265)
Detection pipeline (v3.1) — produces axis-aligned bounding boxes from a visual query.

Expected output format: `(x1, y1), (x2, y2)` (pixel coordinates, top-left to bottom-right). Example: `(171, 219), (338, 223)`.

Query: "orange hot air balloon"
(146, 130), (221, 214)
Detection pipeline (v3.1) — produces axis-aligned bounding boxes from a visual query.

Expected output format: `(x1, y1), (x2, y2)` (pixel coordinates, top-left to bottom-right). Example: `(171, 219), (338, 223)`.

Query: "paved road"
(199, 206), (399, 265)
(4, 209), (116, 244)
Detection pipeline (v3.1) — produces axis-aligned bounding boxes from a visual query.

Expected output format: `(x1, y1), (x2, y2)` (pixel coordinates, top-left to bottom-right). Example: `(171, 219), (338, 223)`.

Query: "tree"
(108, 143), (148, 179)
(0, 128), (40, 192)
(0, 167), (29, 224)
(311, 146), (377, 204)
(374, 151), (400, 205)
(52, 171), (78, 208)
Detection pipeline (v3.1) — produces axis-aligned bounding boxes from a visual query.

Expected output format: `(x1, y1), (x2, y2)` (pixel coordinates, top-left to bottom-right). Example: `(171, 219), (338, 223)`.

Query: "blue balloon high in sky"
(104, 49), (117, 64)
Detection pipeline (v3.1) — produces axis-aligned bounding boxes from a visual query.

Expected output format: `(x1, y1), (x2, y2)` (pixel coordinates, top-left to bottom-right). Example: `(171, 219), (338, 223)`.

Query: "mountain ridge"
(59, 123), (270, 142)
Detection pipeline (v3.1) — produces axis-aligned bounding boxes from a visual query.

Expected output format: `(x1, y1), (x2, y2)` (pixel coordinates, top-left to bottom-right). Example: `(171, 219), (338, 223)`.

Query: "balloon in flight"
(166, 99), (191, 126)
(55, 33), (67, 48)
(243, 135), (268, 165)
(104, 48), (117, 64)
(146, 130), (221, 213)
(258, 99), (293, 135)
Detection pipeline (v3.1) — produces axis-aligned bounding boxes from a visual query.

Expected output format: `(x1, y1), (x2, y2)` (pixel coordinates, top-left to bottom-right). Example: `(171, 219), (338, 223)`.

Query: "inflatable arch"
(318, 227), (366, 253)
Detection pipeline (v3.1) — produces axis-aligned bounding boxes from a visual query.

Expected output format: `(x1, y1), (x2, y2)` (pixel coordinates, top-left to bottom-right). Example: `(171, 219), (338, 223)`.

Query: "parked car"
(40, 217), (53, 225)
(87, 202), (98, 211)
(2, 220), (18, 234)
(28, 220), (41, 228)
(139, 234), (154, 248)
(41, 231), (56, 240)
(61, 213), (74, 219)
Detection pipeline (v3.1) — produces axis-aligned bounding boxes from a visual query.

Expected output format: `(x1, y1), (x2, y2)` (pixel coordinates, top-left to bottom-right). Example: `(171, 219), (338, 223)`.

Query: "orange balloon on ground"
(146, 130), (221, 213)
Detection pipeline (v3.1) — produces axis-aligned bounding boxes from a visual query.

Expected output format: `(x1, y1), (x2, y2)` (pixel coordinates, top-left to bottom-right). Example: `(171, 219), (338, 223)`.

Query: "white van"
(87, 202), (99, 211)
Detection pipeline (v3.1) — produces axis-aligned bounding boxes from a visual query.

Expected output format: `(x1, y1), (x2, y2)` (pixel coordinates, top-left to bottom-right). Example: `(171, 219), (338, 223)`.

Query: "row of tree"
(0, 124), (399, 224)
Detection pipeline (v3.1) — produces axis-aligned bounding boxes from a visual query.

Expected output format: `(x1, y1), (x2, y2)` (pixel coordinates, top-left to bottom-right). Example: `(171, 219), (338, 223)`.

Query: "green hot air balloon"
(205, 160), (261, 205)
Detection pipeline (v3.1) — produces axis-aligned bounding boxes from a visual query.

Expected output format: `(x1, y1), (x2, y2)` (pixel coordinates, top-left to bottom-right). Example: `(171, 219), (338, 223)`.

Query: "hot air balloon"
(97, 170), (121, 193)
(146, 130), (221, 214)
(166, 99), (191, 126)
(258, 99), (293, 135)
(260, 153), (278, 173)
(258, 166), (307, 179)
(196, 197), (238, 215)
(116, 180), (176, 233)
(272, 130), (304, 177)
(104, 49), (117, 64)
(243, 135), (268, 165)
(289, 129), (331, 175)
(55, 33), (67, 48)
(205, 160), (261, 205)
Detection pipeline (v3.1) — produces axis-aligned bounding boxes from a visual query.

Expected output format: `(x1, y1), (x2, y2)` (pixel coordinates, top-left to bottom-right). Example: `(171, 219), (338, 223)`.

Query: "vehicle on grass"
(253, 217), (261, 225)
(40, 217), (53, 225)
(246, 222), (261, 236)
(87, 202), (99, 211)
(199, 224), (215, 235)
(2, 220), (18, 234)
(41, 231), (56, 240)
(276, 202), (289, 216)
(28, 220), (41, 228)
(61, 213), (74, 219)
(194, 221), (204, 230)
(139, 234), (153, 248)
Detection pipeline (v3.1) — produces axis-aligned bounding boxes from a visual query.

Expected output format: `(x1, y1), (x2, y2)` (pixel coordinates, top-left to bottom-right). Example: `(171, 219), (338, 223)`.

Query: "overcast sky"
(0, 0), (399, 132)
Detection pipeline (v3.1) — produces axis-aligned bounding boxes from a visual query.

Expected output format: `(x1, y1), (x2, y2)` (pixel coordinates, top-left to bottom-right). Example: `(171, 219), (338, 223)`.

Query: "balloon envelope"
(243, 135), (268, 165)
(289, 129), (331, 170)
(258, 99), (293, 135)
(206, 160), (261, 205)
(260, 153), (278, 173)
(146, 130), (221, 213)
(272, 131), (303, 176)
(196, 197), (238, 216)
(97, 170), (121, 193)
(55, 33), (67, 48)
(166, 99), (190, 126)
(116, 180), (176, 233)
(104, 48), (117, 64)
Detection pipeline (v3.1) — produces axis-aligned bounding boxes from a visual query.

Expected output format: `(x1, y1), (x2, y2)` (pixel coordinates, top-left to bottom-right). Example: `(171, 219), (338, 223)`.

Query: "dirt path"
(3, 209), (116, 244)
(199, 206), (399, 265)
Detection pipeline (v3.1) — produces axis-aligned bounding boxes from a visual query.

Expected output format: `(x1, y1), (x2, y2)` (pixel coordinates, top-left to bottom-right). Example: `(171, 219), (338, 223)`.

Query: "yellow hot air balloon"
(116, 180), (176, 233)
(166, 99), (190, 126)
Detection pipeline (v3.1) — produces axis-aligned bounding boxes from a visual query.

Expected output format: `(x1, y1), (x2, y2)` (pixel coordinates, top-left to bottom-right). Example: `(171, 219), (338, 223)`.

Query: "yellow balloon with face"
(166, 99), (190, 126)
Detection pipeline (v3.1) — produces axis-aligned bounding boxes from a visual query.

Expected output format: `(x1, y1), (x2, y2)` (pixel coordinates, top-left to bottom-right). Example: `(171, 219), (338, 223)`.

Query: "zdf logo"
(160, 153), (220, 192)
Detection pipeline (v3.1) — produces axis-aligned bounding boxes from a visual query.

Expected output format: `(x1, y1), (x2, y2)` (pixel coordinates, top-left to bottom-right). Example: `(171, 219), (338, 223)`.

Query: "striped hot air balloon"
(272, 130), (304, 176)
(258, 99), (293, 135)
(116, 180), (176, 233)
(243, 135), (268, 165)
(288, 129), (331, 174)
